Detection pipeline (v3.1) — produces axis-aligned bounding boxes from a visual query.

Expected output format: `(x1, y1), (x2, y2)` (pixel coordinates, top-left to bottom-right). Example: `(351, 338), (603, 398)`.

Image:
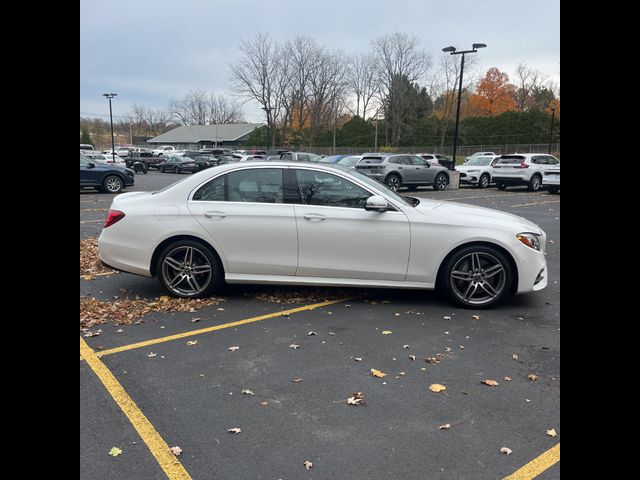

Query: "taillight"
(104, 210), (125, 228)
(517, 162), (529, 169)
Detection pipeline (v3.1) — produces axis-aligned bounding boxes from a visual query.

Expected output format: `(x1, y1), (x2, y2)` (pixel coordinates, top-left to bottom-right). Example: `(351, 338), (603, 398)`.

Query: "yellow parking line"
(79, 271), (118, 279)
(510, 200), (560, 207)
(95, 297), (355, 358)
(503, 443), (560, 480)
(80, 338), (192, 480)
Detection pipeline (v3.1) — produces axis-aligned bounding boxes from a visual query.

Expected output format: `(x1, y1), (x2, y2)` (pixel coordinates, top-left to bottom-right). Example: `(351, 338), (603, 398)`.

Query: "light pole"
(262, 106), (270, 151)
(548, 107), (556, 154)
(102, 93), (117, 162)
(442, 43), (486, 169)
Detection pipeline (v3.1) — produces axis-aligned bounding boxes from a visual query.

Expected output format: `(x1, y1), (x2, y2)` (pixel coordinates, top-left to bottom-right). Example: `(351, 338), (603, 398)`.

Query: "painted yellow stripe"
(503, 443), (560, 480)
(80, 338), (192, 480)
(510, 200), (561, 208)
(79, 271), (118, 279)
(96, 297), (355, 358)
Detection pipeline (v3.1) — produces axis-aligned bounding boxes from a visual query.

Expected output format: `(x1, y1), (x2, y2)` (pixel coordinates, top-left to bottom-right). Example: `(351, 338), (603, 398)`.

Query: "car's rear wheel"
(102, 175), (123, 194)
(385, 174), (401, 192)
(496, 184), (507, 190)
(433, 173), (449, 191)
(478, 173), (490, 188)
(156, 240), (223, 298)
(441, 245), (512, 308)
(528, 174), (542, 191)
(174, 166), (180, 174)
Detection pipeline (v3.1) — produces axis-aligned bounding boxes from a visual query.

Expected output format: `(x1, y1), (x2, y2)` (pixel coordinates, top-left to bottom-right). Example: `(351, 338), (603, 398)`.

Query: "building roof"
(147, 124), (263, 144)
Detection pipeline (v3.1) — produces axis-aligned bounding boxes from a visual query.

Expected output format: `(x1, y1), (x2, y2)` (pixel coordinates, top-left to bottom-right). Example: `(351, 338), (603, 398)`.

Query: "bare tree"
(168, 90), (208, 125)
(513, 62), (547, 111)
(346, 53), (379, 119)
(206, 93), (243, 124)
(371, 32), (432, 145)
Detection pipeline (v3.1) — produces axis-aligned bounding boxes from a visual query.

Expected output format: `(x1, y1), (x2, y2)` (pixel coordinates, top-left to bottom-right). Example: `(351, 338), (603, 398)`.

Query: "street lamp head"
(442, 46), (456, 53)
(102, 93), (117, 98)
(472, 43), (487, 50)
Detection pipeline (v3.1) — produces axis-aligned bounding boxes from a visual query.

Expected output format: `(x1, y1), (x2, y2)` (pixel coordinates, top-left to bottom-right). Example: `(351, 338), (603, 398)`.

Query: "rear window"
(497, 155), (526, 164)
(359, 157), (383, 164)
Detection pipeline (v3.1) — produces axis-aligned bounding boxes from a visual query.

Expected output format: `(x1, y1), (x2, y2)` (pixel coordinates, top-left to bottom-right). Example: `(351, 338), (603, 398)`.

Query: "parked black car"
(158, 156), (199, 173)
(125, 152), (165, 170)
(80, 154), (134, 193)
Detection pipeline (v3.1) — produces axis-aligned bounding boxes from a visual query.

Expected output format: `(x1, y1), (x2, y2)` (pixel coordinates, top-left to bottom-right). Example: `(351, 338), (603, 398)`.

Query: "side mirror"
(365, 195), (389, 212)
(87, 162), (96, 168)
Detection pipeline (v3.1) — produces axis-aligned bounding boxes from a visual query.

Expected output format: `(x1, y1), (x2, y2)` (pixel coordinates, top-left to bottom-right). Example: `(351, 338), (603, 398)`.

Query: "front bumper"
(542, 174), (560, 186)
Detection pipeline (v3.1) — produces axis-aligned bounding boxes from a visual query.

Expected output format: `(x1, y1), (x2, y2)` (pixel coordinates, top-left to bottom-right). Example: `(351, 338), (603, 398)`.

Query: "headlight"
(467, 169), (480, 173)
(516, 233), (541, 251)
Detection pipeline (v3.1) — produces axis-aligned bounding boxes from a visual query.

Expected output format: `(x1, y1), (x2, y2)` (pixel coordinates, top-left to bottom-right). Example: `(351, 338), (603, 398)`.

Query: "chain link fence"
(296, 143), (560, 157)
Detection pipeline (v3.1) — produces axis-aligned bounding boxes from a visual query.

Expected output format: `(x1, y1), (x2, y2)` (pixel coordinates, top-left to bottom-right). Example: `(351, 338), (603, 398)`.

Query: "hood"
(413, 199), (542, 234)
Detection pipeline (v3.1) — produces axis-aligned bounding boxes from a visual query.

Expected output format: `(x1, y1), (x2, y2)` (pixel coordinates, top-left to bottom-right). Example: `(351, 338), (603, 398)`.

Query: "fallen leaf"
(528, 374), (538, 381)
(397, 372), (406, 376)
(109, 447), (122, 457)
(191, 318), (201, 323)
(147, 352), (157, 357)
(186, 340), (198, 346)
(304, 460), (313, 470)
(403, 345), (410, 349)
(438, 424), (451, 430)
(409, 355), (416, 361)
(307, 331), (317, 336)
(443, 316), (452, 320)
(170, 446), (182, 456)
(328, 332), (336, 335)
(159, 295), (170, 303)
(292, 377), (303, 383)
(425, 356), (441, 364)
(472, 315), (481, 320)
(371, 369), (387, 378)
(381, 330), (392, 335)
(83, 275), (94, 281)
(546, 428), (557, 437)
(459, 345), (465, 349)
(116, 328), (124, 333)
(289, 344), (300, 350)
(347, 391), (366, 406)
(429, 384), (446, 393)
(227, 346), (240, 351)
(217, 307), (225, 311)
(394, 313), (400, 316)
(445, 347), (452, 352)
(242, 389), (254, 395)
(260, 401), (269, 406)
(482, 379), (499, 386)
(500, 447), (512, 455)
(228, 428), (241, 434)
(512, 354), (519, 360)
(351, 356), (363, 362)
(504, 376), (512, 382)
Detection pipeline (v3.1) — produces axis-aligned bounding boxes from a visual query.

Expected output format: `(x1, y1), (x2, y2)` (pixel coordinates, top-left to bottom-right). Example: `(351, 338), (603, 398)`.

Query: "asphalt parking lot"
(81, 171), (560, 480)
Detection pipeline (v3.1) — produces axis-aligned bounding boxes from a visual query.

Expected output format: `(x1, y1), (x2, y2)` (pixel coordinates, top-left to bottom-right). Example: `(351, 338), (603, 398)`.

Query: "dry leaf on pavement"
(425, 356), (441, 364)
(438, 424), (451, 430)
(472, 315), (480, 320)
(546, 428), (557, 437)
(500, 447), (512, 455)
(403, 345), (410, 349)
(260, 401), (269, 406)
(351, 356), (363, 362)
(347, 392), (366, 406)
(504, 376), (512, 381)
(429, 384), (446, 393)
(289, 344), (300, 349)
(228, 428), (242, 434)
(528, 374), (538, 381)
(109, 447), (122, 456)
(147, 352), (157, 358)
(512, 354), (519, 360)
(409, 355), (416, 361)
(186, 340), (198, 346)
(304, 460), (313, 470)
(482, 379), (499, 386)
(170, 446), (182, 456)
(382, 330), (392, 335)
(307, 331), (317, 336)
(242, 389), (254, 395)
(227, 346), (240, 351)
(371, 369), (387, 378)
(292, 377), (303, 383)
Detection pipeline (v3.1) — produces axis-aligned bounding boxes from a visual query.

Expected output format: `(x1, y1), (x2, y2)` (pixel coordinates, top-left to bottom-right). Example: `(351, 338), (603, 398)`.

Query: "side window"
(297, 153), (309, 162)
(193, 175), (225, 201)
(388, 156), (404, 165)
(281, 153), (292, 161)
(294, 169), (371, 209)
(227, 168), (283, 203)
(547, 156), (559, 165)
(409, 156), (427, 165)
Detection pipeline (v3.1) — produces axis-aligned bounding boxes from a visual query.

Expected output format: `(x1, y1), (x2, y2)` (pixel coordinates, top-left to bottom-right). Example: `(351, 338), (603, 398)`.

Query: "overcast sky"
(80, 0), (559, 123)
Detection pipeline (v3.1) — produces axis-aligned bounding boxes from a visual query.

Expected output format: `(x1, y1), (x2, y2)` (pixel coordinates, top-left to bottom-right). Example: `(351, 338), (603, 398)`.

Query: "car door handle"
(398, 167), (403, 169)
(204, 211), (227, 218)
(303, 213), (327, 221)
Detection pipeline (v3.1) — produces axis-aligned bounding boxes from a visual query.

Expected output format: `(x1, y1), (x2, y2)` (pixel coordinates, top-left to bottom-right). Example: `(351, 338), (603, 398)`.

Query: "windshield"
(336, 166), (413, 207)
(464, 156), (493, 166)
(318, 155), (341, 164)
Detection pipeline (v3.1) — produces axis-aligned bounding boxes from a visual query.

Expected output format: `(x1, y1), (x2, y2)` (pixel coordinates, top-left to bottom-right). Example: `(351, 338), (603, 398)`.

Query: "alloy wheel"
(449, 251), (507, 306)
(386, 175), (400, 191)
(161, 246), (213, 296)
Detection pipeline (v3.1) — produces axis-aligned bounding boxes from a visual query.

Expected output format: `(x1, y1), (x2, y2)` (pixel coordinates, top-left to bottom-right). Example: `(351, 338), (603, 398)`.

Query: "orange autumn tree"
(467, 67), (518, 116)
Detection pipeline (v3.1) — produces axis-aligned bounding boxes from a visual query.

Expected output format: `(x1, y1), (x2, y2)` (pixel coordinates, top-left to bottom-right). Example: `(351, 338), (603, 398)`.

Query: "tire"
(548, 186), (559, 194)
(102, 175), (123, 194)
(478, 173), (490, 189)
(433, 173), (449, 191)
(528, 174), (542, 191)
(385, 174), (402, 192)
(156, 239), (223, 298)
(496, 184), (507, 191)
(440, 245), (513, 308)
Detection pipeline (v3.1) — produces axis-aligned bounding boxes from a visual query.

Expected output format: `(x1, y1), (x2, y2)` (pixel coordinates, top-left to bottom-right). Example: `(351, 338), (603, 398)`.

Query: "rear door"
(408, 155), (434, 183)
(187, 167), (298, 275)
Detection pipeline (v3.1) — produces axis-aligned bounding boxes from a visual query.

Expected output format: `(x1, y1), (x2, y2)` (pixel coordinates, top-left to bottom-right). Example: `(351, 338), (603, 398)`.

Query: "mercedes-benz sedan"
(99, 162), (548, 308)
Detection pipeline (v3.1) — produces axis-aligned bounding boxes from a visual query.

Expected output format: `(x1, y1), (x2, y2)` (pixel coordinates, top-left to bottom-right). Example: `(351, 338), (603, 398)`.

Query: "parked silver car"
(355, 153), (450, 191)
(279, 151), (322, 163)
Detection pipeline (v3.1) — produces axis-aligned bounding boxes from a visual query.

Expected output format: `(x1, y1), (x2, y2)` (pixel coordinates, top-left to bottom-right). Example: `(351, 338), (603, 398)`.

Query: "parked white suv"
(492, 154), (560, 191)
(151, 145), (177, 157)
(456, 155), (499, 188)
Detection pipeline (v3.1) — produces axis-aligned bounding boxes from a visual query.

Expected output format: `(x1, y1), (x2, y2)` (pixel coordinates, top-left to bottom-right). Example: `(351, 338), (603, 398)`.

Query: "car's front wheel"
(156, 240), (223, 298)
(102, 175), (123, 194)
(478, 173), (490, 188)
(441, 245), (513, 308)
(433, 173), (449, 191)
(385, 174), (401, 192)
(528, 174), (542, 191)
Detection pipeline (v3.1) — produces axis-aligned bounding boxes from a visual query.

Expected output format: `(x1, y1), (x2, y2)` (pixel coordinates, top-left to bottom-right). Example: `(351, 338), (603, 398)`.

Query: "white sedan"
(456, 155), (499, 188)
(99, 162), (548, 308)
